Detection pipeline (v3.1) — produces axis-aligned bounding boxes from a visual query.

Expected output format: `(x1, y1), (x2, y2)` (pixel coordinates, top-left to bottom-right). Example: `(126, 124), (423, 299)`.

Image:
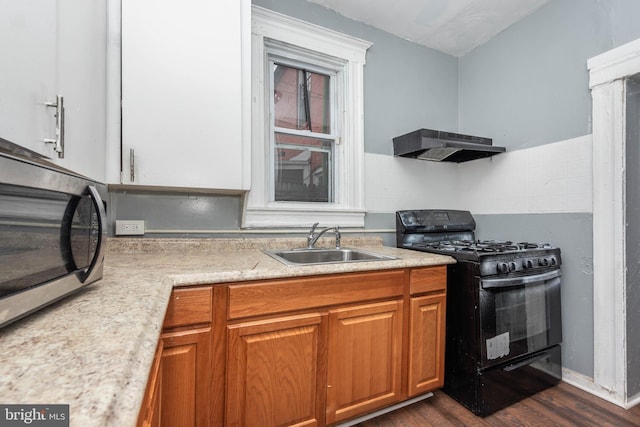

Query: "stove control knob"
(509, 262), (517, 272)
(539, 257), (550, 266)
(497, 262), (510, 274)
(523, 259), (534, 269)
(550, 257), (557, 266)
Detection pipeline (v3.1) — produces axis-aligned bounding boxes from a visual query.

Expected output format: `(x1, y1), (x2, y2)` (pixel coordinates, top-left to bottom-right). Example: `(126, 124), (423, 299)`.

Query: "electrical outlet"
(115, 220), (145, 236)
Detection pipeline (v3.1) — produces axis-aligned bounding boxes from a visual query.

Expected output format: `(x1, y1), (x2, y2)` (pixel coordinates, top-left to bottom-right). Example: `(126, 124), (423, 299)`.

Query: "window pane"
(273, 64), (331, 134)
(274, 133), (333, 202)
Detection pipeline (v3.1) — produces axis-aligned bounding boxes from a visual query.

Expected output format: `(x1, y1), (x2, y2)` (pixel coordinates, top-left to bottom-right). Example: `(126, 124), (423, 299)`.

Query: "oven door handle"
(503, 351), (550, 372)
(481, 269), (562, 289)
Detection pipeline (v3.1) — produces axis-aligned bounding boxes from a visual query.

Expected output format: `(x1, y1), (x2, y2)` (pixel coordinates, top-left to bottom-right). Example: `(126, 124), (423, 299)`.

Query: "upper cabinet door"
(54, 0), (107, 181)
(0, 0), (57, 157)
(0, 0), (107, 181)
(121, 0), (250, 191)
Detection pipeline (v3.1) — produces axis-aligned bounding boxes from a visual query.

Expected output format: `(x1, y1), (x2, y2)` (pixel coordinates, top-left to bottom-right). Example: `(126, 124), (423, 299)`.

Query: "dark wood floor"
(355, 382), (640, 426)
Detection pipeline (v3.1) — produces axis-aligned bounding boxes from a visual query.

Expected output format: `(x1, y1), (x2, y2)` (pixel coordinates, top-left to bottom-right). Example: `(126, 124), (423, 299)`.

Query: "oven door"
(478, 268), (562, 369)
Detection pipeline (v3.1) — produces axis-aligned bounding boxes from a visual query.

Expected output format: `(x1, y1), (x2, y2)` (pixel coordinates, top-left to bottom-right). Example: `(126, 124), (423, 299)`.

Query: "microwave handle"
(82, 185), (107, 284)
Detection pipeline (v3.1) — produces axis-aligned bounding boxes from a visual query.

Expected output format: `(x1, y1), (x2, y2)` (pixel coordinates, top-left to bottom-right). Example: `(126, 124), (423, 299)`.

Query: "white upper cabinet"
(0, 0), (107, 182)
(120, 0), (250, 191)
(0, 0), (57, 157)
(56, 0), (107, 181)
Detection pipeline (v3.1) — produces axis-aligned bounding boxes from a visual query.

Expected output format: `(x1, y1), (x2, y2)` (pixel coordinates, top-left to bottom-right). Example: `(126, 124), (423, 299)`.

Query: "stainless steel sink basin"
(264, 248), (397, 266)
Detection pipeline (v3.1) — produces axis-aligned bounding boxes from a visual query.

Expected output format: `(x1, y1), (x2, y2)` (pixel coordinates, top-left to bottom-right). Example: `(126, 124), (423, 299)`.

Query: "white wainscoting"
(364, 153), (460, 213)
(365, 135), (592, 216)
(458, 134), (593, 215)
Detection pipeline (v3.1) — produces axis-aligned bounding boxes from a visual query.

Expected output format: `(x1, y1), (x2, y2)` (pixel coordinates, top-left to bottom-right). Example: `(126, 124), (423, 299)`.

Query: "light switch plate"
(115, 220), (145, 236)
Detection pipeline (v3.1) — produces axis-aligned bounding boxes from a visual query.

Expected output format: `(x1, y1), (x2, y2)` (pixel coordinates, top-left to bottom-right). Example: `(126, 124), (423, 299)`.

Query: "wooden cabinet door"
(160, 327), (212, 427)
(226, 313), (326, 427)
(408, 293), (446, 396)
(137, 340), (163, 427)
(326, 300), (403, 424)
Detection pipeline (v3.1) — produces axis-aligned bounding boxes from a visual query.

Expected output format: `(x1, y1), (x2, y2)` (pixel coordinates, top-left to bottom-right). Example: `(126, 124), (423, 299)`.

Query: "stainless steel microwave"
(0, 139), (107, 329)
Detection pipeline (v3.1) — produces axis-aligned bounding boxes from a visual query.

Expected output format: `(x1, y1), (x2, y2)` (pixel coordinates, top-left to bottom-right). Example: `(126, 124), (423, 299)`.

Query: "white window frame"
(244, 6), (372, 228)
(267, 46), (339, 205)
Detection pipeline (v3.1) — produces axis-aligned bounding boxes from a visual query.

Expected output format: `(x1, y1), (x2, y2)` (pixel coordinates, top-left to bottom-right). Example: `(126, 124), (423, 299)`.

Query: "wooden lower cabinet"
(138, 285), (213, 427)
(408, 293), (446, 396)
(153, 285), (213, 427)
(326, 300), (404, 424)
(139, 266), (448, 426)
(160, 327), (212, 427)
(225, 313), (326, 427)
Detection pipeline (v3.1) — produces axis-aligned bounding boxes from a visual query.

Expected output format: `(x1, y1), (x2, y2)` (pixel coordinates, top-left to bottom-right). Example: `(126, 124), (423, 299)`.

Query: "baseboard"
(561, 367), (640, 409)
(627, 390), (640, 409)
(335, 392), (433, 427)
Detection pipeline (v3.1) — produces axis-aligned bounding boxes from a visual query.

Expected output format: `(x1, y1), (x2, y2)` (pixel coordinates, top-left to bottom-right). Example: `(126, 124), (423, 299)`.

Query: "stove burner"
(413, 240), (551, 254)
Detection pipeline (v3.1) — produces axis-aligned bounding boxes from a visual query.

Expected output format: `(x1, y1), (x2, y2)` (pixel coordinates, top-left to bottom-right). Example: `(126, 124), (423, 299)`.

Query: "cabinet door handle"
(130, 148), (135, 182)
(44, 95), (65, 158)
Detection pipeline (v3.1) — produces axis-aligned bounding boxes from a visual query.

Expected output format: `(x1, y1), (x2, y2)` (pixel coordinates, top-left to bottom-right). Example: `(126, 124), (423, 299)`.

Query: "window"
(272, 62), (334, 203)
(244, 6), (371, 228)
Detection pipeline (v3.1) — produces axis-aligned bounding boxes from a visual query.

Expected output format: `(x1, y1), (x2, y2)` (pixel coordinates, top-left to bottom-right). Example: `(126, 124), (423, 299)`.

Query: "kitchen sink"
(263, 248), (397, 266)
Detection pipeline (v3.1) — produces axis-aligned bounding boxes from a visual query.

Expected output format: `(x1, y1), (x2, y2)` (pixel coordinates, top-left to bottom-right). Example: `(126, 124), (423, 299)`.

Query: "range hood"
(393, 128), (505, 163)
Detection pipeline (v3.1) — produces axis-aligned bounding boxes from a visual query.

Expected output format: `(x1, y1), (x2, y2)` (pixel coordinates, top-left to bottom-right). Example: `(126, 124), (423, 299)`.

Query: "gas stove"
(396, 210), (561, 276)
(396, 209), (563, 416)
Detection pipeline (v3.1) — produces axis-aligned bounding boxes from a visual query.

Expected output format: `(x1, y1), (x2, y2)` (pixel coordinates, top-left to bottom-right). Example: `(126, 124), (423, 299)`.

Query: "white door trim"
(588, 37), (640, 406)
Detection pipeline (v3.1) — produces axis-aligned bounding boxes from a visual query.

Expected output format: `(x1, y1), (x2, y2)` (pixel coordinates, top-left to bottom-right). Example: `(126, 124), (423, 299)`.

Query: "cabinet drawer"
(164, 286), (213, 328)
(409, 267), (447, 295)
(228, 270), (405, 319)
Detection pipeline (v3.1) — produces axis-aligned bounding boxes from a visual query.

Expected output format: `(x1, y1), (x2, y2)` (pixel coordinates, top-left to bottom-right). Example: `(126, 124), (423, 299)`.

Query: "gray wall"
(109, 189), (399, 242)
(459, 0), (640, 150)
(109, 190), (243, 235)
(626, 76), (640, 397)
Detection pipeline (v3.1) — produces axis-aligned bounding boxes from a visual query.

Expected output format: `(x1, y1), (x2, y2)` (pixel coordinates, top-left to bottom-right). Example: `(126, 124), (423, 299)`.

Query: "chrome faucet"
(307, 222), (341, 249)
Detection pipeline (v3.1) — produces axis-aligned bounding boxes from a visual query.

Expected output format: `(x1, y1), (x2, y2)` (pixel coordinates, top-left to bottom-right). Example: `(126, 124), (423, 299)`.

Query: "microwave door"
(0, 184), (106, 328)
(0, 185), (70, 297)
(0, 145), (107, 329)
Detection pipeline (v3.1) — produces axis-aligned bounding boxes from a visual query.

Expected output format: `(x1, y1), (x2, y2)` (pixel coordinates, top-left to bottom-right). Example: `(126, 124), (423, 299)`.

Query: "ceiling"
(305, 0), (552, 57)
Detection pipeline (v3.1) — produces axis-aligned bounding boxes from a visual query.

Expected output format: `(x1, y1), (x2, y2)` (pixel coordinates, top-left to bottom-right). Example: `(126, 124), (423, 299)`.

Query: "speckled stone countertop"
(0, 237), (454, 427)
